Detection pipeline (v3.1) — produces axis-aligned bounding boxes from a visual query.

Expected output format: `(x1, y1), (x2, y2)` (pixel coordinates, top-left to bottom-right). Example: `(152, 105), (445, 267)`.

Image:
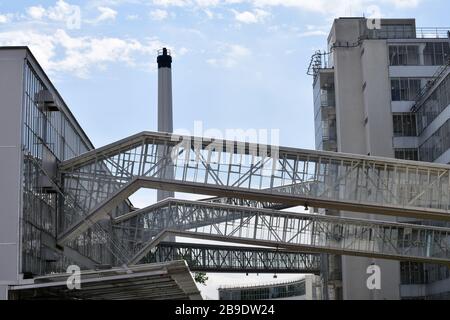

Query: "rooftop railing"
(362, 27), (450, 40)
(416, 27), (450, 39)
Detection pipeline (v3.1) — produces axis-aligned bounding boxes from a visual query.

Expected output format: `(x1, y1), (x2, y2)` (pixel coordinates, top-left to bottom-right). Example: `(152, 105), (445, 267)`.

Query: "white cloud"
(26, 6), (46, 20)
(203, 9), (214, 19)
(384, 0), (421, 8)
(178, 47), (189, 55)
(208, 43), (251, 68)
(46, 0), (81, 22)
(125, 0), (423, 19)
(250, 0), (422, 16)
(195, 0), (220, 7)
(0, 29), (164, 78)
(296, 24), (328, 37)
(0, 14), (12, 24)
(232, 8), (270, 24)
(152, 0), (190, 6)
(91, 6), (118, 23)
(150, 9), (169, 20)
(25, 1), (82, 29)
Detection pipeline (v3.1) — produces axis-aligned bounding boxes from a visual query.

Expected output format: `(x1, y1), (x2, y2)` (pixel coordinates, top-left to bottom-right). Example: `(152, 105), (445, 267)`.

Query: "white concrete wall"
(389, 66), (441, 78)
(0, 49), (25, 286)
(333, 21), (367, 155)
(330, 19), (401, 300)
(361, 40), (395, 158)
(393, 137), (419, 149)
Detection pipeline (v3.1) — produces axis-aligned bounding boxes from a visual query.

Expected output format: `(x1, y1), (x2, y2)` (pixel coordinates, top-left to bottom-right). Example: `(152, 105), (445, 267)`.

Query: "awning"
(8, 261), (202, 300)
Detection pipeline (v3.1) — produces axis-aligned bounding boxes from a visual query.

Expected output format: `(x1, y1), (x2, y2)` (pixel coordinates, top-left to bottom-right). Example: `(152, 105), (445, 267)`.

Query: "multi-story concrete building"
(310, 17), (450, 300)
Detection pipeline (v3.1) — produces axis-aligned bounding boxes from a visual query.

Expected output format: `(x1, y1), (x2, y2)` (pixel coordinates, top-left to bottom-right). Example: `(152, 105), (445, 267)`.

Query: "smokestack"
(157, 48), (173, 133)
(157, 48), (174, 201)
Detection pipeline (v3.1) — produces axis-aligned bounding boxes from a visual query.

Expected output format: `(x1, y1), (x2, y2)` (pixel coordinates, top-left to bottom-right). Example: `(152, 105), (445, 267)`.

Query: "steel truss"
(60, 131), (450, 230)
(108, 199), (450, 266)
(144, 242), (321, 274)
(56, 131), (450, 270)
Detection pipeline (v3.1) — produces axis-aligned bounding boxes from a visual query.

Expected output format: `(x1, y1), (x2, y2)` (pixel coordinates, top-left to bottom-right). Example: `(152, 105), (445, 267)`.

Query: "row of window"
(424, 42), (450, 66)
(394, 118), (450, 163)
(389, 45), (420, 66)
(395, 148), (419, 161)
(416, 72), (450, 134)
(23, 62), (90, 162)
(366, 24), (416, 40)
(401, 262), (450, 285)
(389, 42), (450, 66)
(419, 119), (450, 162)
(393, 113), (417, 137)
(220, 282), (306, 300)
(391, 78), (422, 101)
(22, 61), (93, 276)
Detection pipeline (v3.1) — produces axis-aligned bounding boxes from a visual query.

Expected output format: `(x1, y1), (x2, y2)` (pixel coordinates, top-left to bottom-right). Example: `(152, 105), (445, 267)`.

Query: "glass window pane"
(391, 79), (400, 101)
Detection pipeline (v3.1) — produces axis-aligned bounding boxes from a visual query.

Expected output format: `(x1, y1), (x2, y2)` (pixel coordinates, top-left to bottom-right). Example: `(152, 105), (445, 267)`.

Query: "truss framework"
(108, 199), (450, 266)
(60, 131), (450, 231)
(144, 242), (321, 274)
(56, 131), (450, 272)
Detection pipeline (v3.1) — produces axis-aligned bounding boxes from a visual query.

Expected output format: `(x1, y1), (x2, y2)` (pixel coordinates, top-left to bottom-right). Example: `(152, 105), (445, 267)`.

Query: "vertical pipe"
(157, 48), (175, 201)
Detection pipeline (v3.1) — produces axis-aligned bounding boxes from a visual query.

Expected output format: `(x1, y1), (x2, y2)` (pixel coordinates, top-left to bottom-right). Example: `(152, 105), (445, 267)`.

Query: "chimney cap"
(157, 47), (172, 68)
(158, 47), (171, 56)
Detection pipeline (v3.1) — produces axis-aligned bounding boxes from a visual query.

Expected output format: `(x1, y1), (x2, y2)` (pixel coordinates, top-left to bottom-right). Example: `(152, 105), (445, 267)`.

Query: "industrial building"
(0, 47), (201, 300)
(309, 17), (450, 299)
(1, 17), (450, 300)
(218, 276), (321, 300)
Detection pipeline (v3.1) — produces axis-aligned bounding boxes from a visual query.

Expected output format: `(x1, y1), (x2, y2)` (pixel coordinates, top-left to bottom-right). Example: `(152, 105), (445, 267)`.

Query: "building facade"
(218, 276), (321, 301)
(310, 18), (450, 300)
(0, 47), (134, 297)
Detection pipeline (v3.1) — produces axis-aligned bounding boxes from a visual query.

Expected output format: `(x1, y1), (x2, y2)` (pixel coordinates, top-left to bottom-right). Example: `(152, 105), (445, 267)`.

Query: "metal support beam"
(119, 200), (450, 266)
(138, 228), (450, 267)
(143, 242), (321, 274)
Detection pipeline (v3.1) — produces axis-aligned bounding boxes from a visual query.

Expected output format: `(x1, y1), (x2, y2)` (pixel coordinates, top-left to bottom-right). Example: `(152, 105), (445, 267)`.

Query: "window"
(380, 24), (415, 39)
(391, 78), (422, 101)
(419, 119), (450, 162)
(389, 45), (419, 65)
(416, 73), (450, 134)
(424, 42), (450, 66)
(407, 46), (419, 65)
(395, 148), (419, 161)
(401, 262), (426, 285)
(393, 113), (417, 137)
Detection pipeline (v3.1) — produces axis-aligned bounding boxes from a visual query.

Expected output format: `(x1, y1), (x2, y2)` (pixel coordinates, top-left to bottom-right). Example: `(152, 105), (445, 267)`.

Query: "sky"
(1, 0), (449, 299)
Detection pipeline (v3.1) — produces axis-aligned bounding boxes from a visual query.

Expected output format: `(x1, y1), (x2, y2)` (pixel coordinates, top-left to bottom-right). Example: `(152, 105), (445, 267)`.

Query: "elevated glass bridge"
(57, 131), (450, 270)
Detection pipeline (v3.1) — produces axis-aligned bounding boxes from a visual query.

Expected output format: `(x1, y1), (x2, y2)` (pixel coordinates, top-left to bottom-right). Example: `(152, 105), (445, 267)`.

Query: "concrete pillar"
(419, 43), (426, 65)
(0, 285), (8, 300)
(0, 49), (25, 285)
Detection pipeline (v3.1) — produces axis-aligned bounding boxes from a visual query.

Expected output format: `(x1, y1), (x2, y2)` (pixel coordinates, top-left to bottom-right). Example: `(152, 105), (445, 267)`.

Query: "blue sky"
(1, 0), (448, 151)
(1, 0), (449, 299)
